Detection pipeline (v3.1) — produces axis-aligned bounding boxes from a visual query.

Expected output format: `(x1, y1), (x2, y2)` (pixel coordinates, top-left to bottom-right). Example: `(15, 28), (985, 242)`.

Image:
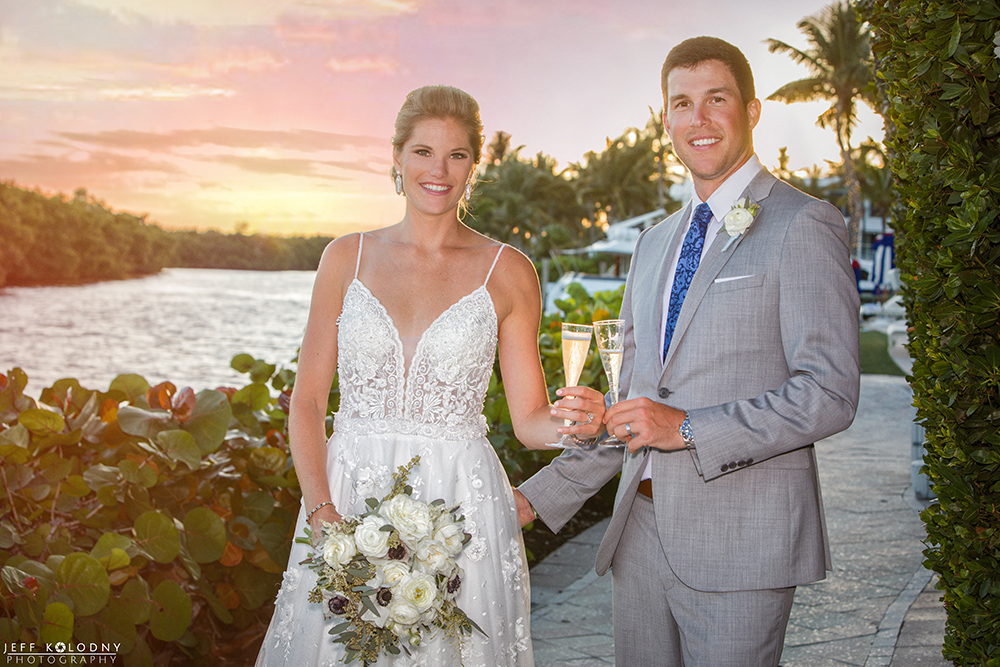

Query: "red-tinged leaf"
(171, 387), (196, 423)
(146, 382), (176, 410)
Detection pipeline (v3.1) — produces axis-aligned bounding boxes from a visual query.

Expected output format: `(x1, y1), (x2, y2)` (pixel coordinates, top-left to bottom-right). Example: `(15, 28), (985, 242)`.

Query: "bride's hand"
(308, 503), (343, 544)
(552, 386), (607, 438)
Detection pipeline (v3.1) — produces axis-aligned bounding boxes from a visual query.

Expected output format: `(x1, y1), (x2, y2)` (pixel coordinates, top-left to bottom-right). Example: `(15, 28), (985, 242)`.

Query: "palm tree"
(573, 111), (679, 227)
(469, 143), (585, 254)
(766, 1), (875, 257)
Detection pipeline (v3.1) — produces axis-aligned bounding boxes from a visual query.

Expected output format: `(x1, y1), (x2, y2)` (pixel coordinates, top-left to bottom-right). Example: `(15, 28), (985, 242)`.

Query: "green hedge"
(0, 358), (304, 665)
(1, 283), (622, 664)
(863, 1), (1000, 664)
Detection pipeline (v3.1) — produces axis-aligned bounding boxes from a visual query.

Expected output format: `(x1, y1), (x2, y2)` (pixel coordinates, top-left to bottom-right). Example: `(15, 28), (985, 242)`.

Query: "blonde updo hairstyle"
(390, 85), (484, 204)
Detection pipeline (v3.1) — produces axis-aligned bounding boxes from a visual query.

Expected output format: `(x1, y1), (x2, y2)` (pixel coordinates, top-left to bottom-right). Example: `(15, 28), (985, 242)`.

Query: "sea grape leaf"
(56, 553), (111, 617)
(182, 508), (226, 564)
(149, 580), (192, 641)
(133, 511), (180, 564)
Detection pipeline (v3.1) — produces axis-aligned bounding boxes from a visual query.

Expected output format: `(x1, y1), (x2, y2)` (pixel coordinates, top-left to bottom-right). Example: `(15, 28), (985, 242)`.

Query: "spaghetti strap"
(354, 232), (364, 279)
(484, 244), (505, 285)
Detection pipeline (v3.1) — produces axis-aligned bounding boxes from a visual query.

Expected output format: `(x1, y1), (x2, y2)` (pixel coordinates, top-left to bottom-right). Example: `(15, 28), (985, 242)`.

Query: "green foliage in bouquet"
(0, 355), (303, 666)
(862, 0), (1000, 663)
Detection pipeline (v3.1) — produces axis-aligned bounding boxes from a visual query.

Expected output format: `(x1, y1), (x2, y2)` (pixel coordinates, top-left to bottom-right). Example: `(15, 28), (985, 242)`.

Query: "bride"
(255, 85), (606, 666)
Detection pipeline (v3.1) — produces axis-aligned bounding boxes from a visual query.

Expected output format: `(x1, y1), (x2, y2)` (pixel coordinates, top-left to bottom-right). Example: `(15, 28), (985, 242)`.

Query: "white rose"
(379, 495), (432, 548)
(388, 599), (422, 630)
(322, 532), (356, 567)
(723, 198), (758, 238)
(395, 571), (438, 613)
(723, 207), (754, 235)
(354, 515), (391, 559)
(375, 559), (410, 589)
(433, 519), (466, 557)
(414, 539), (452, 575)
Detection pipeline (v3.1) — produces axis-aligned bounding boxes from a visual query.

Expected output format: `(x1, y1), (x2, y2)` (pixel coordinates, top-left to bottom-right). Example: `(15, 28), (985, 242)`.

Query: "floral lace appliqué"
(334, 280), (497, 441)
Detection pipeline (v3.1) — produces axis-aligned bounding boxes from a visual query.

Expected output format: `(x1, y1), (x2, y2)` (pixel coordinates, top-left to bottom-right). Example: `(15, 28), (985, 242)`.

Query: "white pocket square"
(714, 274), (755, 284)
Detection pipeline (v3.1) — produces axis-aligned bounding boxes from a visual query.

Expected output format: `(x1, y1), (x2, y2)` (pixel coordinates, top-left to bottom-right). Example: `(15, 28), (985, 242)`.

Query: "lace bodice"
(333, 237), (502, 440)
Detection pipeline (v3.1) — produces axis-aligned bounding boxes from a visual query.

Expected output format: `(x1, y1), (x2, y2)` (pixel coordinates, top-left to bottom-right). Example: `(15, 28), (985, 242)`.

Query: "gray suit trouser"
(612, 495), (795, 666)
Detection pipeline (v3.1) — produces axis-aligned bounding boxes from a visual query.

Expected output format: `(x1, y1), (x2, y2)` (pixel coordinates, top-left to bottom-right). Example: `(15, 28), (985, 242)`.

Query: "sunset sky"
(0, 0), (884, 237)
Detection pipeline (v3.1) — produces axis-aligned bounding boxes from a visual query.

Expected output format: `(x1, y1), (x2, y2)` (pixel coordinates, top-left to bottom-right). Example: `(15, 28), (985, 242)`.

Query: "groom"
(518, 36), (860, 666)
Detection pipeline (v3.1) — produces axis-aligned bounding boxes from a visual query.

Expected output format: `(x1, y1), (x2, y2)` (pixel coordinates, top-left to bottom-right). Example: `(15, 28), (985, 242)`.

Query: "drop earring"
(464, 182), (472, 202)
(395, 172), (403, 196)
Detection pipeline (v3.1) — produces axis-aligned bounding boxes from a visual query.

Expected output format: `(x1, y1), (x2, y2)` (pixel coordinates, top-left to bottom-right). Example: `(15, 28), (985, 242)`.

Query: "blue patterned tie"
(663, 203), (713, 359)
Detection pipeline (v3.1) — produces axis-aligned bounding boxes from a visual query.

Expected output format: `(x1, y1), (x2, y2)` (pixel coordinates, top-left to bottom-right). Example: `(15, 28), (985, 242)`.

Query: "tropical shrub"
(0, 281), (620, 663)
(862, 1), (1000, 663)
(0, 356), (304, 666)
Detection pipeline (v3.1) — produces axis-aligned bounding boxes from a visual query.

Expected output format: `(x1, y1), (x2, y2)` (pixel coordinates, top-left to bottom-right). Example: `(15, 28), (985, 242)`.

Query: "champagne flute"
(554, 323), (593, 448)
(594, 319), (626, 447)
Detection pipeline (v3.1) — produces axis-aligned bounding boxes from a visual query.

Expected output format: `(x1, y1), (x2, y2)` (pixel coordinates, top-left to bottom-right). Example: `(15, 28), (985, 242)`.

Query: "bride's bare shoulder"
(487, 244), (540, 313)
(317, 233), (363, 273)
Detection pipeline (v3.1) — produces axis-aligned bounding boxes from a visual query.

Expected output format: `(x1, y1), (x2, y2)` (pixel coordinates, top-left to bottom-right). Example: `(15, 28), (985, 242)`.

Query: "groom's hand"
(513, 489), (536, 528)
(605, 398), (686, 454)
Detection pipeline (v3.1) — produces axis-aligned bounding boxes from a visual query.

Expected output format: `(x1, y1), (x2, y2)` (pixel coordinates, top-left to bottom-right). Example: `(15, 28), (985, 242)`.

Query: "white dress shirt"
(643, 155), (763, 480)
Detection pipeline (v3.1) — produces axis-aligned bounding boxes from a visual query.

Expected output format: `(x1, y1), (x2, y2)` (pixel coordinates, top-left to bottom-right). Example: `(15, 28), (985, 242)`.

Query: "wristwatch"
(678, 414), (696, 450)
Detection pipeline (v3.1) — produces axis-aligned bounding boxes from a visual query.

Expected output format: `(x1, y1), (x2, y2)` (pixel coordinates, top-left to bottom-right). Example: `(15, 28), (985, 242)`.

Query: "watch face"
(680, 418), (694, 445)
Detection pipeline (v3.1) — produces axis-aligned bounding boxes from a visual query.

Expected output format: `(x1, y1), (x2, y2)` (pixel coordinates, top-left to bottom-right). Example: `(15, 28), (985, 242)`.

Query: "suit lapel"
(660, 171), (779, 371)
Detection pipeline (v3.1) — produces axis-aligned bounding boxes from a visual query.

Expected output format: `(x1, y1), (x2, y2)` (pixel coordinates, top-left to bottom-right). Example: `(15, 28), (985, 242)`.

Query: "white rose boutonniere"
(721, 197), (760, 251)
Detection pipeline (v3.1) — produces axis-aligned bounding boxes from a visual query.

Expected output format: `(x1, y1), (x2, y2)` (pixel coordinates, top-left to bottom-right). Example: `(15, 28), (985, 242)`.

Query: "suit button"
(658, 388), (671, 398)
(728, 461), (738, 469)
(737, 460), (746, 467)
(746, 458), (753, 465)
(720, 464), (729, 472)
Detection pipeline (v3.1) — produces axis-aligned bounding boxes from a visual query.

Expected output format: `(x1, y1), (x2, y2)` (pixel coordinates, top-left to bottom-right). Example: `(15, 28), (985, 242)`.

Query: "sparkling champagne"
(562, 332), (592, 386)
(553, 323), (594, 449)
(594, 319), (626, 446)
(598, 348), (623, 401)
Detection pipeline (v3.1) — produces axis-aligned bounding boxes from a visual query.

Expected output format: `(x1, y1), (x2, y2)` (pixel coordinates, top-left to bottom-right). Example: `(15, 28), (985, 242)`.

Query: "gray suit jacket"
(521, 169), (861, 592)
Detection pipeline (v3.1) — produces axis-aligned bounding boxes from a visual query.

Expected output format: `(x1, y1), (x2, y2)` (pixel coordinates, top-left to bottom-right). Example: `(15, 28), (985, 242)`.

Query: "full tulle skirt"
(255, 430), (534, 667)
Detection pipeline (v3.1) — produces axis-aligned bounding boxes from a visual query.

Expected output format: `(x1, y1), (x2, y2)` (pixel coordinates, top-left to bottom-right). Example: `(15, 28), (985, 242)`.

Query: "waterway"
(0, 268), (314, 397)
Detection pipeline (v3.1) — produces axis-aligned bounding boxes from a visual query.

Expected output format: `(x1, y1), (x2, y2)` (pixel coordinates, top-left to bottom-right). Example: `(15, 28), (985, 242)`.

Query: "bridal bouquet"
(297, 455), (483, 665)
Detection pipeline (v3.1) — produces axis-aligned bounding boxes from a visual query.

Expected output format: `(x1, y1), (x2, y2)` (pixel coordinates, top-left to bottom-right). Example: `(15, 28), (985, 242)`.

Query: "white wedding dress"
(256, 235), (534, 667)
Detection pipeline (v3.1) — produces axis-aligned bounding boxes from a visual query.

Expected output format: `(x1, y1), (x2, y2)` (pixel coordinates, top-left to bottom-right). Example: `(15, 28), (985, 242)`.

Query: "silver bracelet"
(571, 432), (603, 447)
(306, 501), (333, 521)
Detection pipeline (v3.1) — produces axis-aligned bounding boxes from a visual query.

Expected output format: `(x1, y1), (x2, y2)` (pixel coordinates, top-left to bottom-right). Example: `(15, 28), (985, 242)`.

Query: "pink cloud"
(325, 56), (397, 74)
(56, 127), (387, 153)
(0, 150), (184, 192)
(168, 49), (289, 79)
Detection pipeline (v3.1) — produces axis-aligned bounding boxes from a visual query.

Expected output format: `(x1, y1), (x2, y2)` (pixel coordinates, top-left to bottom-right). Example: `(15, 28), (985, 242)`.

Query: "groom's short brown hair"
(661, 36), (756, 106)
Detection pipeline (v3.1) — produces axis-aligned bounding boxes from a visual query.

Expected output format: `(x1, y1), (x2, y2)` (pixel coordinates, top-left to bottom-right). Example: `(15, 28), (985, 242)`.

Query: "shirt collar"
(692, 154), (763, 222)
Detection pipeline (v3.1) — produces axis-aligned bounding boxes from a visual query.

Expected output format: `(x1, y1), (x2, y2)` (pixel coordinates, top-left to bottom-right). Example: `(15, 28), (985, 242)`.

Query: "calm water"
(0, 269), (315, 397)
